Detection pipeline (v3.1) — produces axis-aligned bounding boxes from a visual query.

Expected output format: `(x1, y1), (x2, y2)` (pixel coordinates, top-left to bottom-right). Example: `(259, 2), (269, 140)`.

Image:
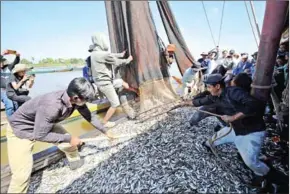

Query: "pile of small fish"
(28, 106), (288, 193)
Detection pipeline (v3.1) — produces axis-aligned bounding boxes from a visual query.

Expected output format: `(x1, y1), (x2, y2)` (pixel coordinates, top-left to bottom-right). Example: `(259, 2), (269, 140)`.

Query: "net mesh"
(105, 1), (179, 113)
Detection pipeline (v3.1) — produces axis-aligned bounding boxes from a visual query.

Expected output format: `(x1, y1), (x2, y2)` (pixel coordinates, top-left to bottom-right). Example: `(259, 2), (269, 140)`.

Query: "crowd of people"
(181, 42), (289, 189)
(0, 33), (288, 193)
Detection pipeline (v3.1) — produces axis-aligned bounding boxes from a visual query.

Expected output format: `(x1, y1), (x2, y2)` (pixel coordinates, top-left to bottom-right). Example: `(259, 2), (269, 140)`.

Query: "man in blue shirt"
(197, 52), (210, 69)
(233, 53), (253, 76)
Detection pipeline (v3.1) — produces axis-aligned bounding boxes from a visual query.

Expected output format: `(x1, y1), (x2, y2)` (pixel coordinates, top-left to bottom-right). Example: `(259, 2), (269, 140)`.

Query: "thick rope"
(244, 0), (259, 48)
(251, 83), (272, 89)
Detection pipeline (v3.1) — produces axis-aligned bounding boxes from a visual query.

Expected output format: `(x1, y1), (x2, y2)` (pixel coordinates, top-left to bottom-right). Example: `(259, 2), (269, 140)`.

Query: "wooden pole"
(251, 1), (289, 102)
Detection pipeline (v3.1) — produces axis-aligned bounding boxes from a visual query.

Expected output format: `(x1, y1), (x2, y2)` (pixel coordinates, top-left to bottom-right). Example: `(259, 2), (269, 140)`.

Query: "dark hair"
(233, 73), (252, 92)
(212, 65), (227, 76)
(67, 77), (95, 101)
(211, 81), (225, 89)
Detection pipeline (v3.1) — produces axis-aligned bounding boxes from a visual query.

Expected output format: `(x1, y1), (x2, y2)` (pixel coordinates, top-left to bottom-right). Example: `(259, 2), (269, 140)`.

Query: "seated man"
(6, 77), (112, 193)
(186, 74), (271, 187)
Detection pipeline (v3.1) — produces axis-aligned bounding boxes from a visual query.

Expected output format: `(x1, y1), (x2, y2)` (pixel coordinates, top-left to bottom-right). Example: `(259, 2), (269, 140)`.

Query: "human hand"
(181, 100), (192, 106)
(29, 75), (35, 81)
(121, 50), (127, 57)
(123, 82), (129, 89)
(105, 130), (118, 139)
(16, 52), (20, 57)
(21, 75), (29, 82)
(127, 55), (133, 63)
(221, 115), (235, 123)
(2, 50), (9, 55)
(70, 136), (83, 147)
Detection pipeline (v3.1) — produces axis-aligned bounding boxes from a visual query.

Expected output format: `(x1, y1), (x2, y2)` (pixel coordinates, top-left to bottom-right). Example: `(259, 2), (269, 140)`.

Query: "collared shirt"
(8, 90), (106, 143)
(192, 86), (265, 135)
(182, 67), (196, 87)
(233, 61), (253, 76)
(197, 58), (210, 68)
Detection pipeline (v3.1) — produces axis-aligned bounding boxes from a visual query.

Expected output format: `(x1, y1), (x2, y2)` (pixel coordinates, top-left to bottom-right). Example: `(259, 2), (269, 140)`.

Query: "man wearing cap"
(6, 63), (34, 108)
(182, 65), (201, 98)
(197, 52), (210, 69)
(216, 50), (228, 66)
(206, 51), (218, 74)
(233, 53), (253, 76)
(1, 50), (20, 117)
(185, 73), (271, 187)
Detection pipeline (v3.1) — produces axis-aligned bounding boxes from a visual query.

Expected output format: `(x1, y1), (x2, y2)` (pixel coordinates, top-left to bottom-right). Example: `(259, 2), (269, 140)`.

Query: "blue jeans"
(211, 127), (270, 176)
(1, 88), (15, 117)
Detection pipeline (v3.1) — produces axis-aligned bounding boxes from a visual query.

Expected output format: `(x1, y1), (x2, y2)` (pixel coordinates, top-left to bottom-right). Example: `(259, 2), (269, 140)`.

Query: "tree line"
(20, 58), (86, 67)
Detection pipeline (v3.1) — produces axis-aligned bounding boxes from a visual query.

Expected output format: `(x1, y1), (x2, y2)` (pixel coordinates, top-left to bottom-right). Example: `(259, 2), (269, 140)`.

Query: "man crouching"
(6, 77), (111, 193)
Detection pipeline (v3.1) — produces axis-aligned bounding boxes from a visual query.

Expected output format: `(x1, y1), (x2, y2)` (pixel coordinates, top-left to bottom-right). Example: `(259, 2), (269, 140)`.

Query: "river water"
(28, 65), (181, 97)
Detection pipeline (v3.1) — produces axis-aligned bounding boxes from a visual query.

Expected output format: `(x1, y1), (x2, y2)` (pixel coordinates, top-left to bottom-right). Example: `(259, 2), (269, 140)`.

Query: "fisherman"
(90, 32), (133, 128)
(232, 53), (253, 76)
(181, 65), (201, 98)
(185, 74), (271, 187)
(197, 52), (210, 70)
(206, 51), (218, 74)
(1, 50), (20, 117)
(6, 77), (112, 193)
(216, 49), (228, 66)
(277, 42), (289, 60)
(6, 63), (34, 108)
(187, 73), (251, 132)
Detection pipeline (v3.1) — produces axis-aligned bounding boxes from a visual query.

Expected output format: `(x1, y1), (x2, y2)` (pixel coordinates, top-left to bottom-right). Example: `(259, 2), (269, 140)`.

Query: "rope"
(244, 0), (259, 48)
(180, 105), (249, 185)
(217, 1), (226, 47)
(249, 0), (261, 38)
(201, 1), (217, 47)
(251, 83), (272, 89)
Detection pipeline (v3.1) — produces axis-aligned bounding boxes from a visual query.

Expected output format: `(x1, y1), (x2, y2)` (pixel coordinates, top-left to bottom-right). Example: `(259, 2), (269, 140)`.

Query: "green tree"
(20, 58), (32, 64)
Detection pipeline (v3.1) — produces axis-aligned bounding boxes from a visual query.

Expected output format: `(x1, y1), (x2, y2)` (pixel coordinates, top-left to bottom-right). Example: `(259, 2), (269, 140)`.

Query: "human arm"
(192, 95), (216, 107)
(7, 54), (20, 71)
(10, 75), (29, 90)
(76, 104), (108, 134)
(106, 54), (133, 67)
(110, 50), (126, 58)
(33, 106), (72, 143)
(27, 75), (35, 89)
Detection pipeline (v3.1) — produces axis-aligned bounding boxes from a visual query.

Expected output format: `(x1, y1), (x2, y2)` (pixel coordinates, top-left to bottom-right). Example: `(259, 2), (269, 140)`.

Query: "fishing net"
(156, 1), (200, 75)
(105, 1), (179, 113)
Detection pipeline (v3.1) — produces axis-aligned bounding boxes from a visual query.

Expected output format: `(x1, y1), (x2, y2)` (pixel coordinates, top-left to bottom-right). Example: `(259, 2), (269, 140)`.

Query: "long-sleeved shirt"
(192, 86), (265, 135)
(1, 56), (20, 88)
(233, 61), (253, 76)
(197, 58), (210, 68)
(8, 90), (106, 143)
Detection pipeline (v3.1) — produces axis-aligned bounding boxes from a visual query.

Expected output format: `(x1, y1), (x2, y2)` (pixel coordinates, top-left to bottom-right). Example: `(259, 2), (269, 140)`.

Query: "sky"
(1, 1), (266, 65)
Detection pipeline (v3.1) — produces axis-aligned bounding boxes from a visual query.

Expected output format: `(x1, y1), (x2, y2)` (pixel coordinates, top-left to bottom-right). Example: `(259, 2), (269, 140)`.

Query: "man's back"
(9, 90), (74, 141)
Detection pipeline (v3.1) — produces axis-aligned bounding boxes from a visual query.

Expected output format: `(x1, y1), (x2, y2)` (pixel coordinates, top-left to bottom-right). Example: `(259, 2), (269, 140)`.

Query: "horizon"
(1, 1), (266, 64)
